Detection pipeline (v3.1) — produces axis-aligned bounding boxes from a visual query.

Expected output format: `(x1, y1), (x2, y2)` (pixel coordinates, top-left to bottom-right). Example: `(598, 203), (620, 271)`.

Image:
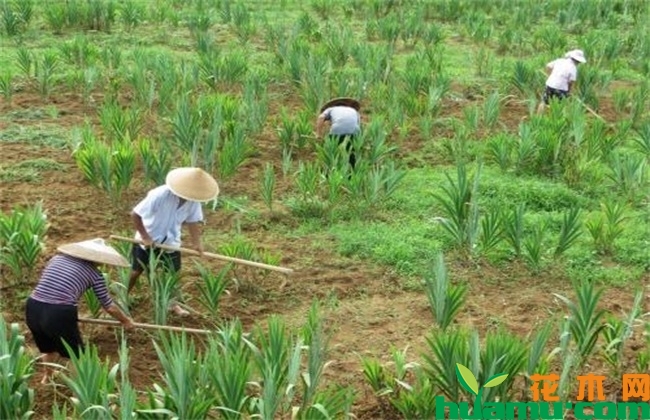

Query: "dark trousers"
(25, 297), (83, 358)
(131, 244), (181, 273)
(543, 86), (569, 105)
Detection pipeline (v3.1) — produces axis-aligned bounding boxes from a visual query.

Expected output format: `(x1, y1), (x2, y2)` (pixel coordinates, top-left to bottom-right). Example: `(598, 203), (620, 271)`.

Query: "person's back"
(545, 57), (577, 92)
(323, 106), (360, 135)
(30, 254), (112, 307)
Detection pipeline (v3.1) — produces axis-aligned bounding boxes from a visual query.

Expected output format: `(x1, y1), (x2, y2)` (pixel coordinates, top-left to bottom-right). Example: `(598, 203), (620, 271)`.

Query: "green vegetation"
(1, 0), (648, 417)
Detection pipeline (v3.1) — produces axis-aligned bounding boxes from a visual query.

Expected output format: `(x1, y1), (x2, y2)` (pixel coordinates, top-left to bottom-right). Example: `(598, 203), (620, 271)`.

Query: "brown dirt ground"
(1, 89), (648, 419)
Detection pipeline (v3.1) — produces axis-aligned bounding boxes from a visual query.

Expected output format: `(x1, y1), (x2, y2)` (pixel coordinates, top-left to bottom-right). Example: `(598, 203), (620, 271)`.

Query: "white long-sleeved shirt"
(545, 57), (577, 92)
(132, 185), (203, 248)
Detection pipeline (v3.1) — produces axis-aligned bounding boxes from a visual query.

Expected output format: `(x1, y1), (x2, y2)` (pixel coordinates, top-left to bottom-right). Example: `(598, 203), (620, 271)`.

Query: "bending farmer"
(316, 97), (362, 170)
(537, 49), (587, 113)
(25, 238), (135, 384)
(127, 167), (220, 316)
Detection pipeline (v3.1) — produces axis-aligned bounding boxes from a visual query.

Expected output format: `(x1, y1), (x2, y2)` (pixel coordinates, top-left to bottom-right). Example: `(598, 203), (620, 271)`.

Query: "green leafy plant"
(0, 202), (49, 284)
(59, 341), (118, 420)
(260, 162), (276, 213)
(0, 315), (35, 419)
(585, 200), (628, 255)
(554, 206), (582, 257)
(432, 162), (481, 254)
(554, 281), (607, 361)
(602, 289), (643, 376)
(142, 331), (216, 419)
(195, 262), (231, 320)
(423, 252), (467, 331)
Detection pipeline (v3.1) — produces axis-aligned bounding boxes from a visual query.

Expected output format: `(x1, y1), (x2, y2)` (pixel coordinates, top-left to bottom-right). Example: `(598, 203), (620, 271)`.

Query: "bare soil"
(1, 90), (647, 419)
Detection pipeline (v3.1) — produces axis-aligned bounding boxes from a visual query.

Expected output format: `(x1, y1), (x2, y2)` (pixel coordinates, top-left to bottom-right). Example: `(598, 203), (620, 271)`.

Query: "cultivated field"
(1, 0), (649, 418)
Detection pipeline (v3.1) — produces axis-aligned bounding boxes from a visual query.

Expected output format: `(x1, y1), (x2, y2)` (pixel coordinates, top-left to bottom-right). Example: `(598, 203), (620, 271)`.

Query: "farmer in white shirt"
(127, 167), (219, 316)
(316, 97), (361, 170)
(537, 49), (587, 113)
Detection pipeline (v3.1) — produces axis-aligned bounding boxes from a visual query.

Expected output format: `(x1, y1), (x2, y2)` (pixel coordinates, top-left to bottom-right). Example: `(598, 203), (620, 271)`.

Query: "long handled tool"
(109, 235), (294, 274)
(78, 317), (212, 335)
(537, 69), (606, 122)
(574, 96), (606, 123)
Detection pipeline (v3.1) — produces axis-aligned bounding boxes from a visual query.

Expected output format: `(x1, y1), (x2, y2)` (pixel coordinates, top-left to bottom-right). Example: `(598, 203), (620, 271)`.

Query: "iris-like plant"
(423, 252), (467, 331)
(0, 315), (35, 419)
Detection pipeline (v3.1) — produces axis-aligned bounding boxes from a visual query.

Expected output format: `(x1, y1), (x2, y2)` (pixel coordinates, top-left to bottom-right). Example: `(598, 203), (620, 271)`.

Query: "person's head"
(165, 167), (220, 203)
(57, 238), (130, 268)
(564, 49), (587, 65)
(319, 97), (361, 114)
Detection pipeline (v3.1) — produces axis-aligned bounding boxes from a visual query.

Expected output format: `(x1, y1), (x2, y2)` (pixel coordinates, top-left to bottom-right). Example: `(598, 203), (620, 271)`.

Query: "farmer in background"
(316, 97), (361, 170)
(25, 238), (135, 384)
(127, 167), (219, 316)
(537, 49), (587, 114)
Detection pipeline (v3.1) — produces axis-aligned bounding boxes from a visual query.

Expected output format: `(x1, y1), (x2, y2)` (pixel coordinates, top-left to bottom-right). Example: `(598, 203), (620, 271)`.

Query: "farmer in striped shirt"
(25, 238), (134, 384)
(127, 167), (219, 316)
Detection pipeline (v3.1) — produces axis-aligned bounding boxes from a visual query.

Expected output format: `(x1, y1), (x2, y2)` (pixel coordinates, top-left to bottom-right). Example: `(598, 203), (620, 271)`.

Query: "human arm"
(91, 273), (134, 329)
(568, 66), (578, 94)
(131, 211), (153, 246)
(186, 222), (204, 255)
(184, 203), (204, 255)
(316, 115), (327, 138)
(545, 60), (556, 75)
(104, 303), (135, 329)
(315, 109), (331, 138)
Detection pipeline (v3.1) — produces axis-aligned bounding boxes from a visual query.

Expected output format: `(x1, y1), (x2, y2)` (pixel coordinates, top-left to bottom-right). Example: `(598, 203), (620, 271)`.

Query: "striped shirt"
(30, 254), (113, 308)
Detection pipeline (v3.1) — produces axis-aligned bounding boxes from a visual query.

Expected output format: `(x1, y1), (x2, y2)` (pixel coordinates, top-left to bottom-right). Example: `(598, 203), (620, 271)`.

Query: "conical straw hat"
(320, 97), (361, 113)
(165, 167), (220, 202)
(57, 238), (130, 267)
(565, 49), (587, 63)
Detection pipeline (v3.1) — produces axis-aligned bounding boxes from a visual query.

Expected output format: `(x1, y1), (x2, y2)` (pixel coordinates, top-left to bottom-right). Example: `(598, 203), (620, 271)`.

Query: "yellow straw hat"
(165, 167), (220, 202)
(57, 238), (130, 267)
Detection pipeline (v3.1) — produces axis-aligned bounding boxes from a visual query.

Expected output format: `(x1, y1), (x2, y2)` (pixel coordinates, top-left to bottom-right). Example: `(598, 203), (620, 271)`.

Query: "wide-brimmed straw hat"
(165, 167), (219, 202)
(57, 238), (130, 267)
(320, 97), (361, 113)
(565, 49), (587, 63)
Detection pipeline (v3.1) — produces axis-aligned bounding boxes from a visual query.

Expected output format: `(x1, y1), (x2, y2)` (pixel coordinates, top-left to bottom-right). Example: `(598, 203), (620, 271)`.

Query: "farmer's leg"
(346, 135), (357, 169)
(128, 244), (149, 294)
(537, 86), (552, 114)
(25, 298), (59, 384)
(50, 304), (84, 361)
(39, 353), (58, 384)
(50, 308), (84, 385)
(162, 251), (188, 316)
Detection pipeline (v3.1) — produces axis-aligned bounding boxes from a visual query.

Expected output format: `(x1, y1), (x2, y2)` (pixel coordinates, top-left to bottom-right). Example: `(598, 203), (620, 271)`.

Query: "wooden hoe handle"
(109, 235), (294, 274)
(78, 317), (212, 335)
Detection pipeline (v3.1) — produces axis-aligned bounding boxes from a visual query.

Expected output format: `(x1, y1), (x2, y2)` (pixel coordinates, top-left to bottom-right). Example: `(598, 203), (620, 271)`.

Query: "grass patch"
(0, 166), (39, 182)
(13, 158), (66, 171)
(329, 218), (442, 278)
(0, 158), (67, 183)
(0, 124), (69, 148)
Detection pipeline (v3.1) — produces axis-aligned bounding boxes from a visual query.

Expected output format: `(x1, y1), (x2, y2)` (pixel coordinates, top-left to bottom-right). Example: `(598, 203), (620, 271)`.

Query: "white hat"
(565, 49), (586, 63)
(58, 238), (130, 267)
(165, 167), (220, 202)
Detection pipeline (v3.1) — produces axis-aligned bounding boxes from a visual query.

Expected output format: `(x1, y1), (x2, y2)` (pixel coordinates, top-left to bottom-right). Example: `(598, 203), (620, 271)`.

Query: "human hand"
(123, 319), (135, 330)
(141, 236), (154, 247)
(192, 242), (204, 256)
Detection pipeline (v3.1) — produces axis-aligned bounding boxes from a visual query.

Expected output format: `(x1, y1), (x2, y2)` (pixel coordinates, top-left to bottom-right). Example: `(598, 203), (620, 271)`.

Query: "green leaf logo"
(455, 363), (479, 395)
(483, 373), (509, 388)
(456, 364), (509, 395)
